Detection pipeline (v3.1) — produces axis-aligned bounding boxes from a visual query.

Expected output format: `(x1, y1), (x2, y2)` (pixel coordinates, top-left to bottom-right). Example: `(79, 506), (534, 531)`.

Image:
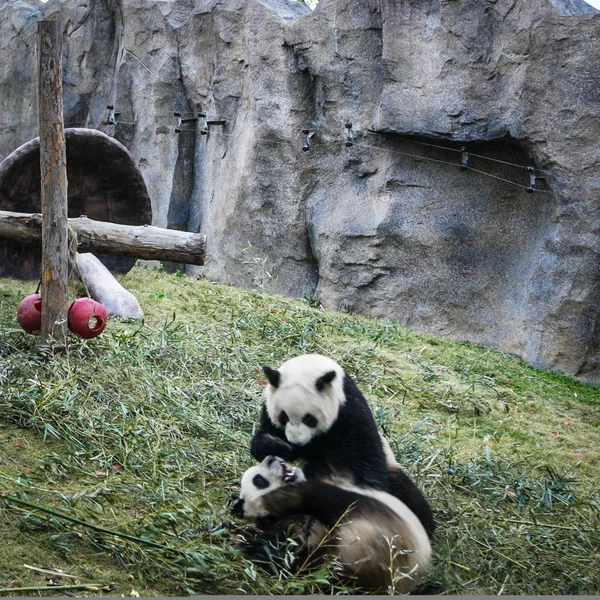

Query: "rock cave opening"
(0, 128), (152, 280)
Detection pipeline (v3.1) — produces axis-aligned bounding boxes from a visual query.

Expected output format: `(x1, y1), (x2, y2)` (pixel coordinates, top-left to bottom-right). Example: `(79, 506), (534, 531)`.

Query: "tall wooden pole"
(38, 21), (69, 349)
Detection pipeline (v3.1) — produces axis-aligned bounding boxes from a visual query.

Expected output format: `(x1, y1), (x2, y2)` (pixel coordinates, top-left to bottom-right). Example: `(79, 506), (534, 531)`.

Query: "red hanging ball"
(17, 294), (43, 335)
(68, 298), (108, 339)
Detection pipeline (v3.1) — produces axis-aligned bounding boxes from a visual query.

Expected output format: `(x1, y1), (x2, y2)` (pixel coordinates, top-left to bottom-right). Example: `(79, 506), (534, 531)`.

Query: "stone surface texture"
(0, 0), (598, 384)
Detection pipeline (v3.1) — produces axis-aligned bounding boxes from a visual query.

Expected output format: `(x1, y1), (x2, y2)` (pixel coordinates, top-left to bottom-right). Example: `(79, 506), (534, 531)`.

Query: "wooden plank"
(38, 20), (68, 348)
(0, 210), (206, 266)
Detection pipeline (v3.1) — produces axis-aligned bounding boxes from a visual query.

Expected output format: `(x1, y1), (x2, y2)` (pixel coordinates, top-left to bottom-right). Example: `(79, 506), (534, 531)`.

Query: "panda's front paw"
(251, 433), (293, 461)
(231, 497), (245, 518)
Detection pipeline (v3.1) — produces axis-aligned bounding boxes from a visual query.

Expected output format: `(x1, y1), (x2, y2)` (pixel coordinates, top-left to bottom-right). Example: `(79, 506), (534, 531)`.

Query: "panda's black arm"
(250, 404), (296, 462)
(261, 482), (362, 529)
(251, 433), (294, 462)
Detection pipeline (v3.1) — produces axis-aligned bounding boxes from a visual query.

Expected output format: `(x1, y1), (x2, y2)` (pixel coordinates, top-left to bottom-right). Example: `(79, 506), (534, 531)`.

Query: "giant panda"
(250, 354), (436, 537)
(232, 455), (432, 594)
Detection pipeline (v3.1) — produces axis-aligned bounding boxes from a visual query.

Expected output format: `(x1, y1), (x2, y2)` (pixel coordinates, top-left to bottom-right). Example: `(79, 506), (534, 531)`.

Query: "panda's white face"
(263, 354), (346, 446)
(238, 456), (306, 518)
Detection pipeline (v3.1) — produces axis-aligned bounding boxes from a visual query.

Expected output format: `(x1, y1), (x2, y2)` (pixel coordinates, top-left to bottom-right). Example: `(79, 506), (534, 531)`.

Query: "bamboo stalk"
(23, 564), (79, 579)
(0, 583), (111, 594)
(1, 493), (169, 550)
(501, 518), (575, 530)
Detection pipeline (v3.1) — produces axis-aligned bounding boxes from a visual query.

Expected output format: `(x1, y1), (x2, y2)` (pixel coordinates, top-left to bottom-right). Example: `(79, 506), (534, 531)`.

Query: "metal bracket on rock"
(526, 166), (545, 193)
(105, 105), (120, 126)
(302, 128), (315, 151)
(200, 113), (227, 136)
(460, 146), (469, 171)
(344, 122), (356, 147)
(174, 112), (200, 134)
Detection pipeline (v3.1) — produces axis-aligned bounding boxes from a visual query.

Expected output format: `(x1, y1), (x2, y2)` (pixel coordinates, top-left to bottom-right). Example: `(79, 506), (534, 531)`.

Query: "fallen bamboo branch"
(0, 492), (168, 550)
(23, 563), (79, 578)
(0, 210), (205, 266)
(0, 583), (112, 594)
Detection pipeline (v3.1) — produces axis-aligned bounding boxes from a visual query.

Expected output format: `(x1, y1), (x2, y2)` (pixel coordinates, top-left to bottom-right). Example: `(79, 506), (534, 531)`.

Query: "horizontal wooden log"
(0, 210), (205, 266)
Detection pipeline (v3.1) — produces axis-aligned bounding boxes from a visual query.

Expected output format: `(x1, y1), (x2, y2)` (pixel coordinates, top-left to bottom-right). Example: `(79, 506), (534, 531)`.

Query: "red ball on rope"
(68, 298), (108, 339)
(17, 294), (43, 335)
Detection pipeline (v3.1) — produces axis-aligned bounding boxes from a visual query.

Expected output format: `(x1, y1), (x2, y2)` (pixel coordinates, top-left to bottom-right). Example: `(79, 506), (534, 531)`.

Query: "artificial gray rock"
(0, 0), (599, 384)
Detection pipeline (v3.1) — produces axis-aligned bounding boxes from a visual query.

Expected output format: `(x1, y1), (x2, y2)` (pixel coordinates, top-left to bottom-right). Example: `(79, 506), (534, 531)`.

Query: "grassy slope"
(0, 266), (598, 596)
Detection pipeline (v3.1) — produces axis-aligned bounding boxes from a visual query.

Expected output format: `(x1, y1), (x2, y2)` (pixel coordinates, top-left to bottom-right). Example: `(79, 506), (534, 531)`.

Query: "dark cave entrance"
(0, 128), (152, 279)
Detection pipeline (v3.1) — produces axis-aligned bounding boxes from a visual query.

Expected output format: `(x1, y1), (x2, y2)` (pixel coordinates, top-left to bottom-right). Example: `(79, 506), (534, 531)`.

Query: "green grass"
(0, 266), (598, 596)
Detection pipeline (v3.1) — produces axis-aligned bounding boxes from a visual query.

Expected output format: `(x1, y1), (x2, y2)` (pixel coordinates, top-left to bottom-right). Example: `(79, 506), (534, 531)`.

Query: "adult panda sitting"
(232, 455), (432, 594)
(250, 354), (436, 537)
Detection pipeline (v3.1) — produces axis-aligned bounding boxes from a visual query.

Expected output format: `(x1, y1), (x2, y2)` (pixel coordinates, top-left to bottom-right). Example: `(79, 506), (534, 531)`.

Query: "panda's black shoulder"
(301, 372), (388, 490)
(336, 373), (381, 438)
(342, 372), (368, 403)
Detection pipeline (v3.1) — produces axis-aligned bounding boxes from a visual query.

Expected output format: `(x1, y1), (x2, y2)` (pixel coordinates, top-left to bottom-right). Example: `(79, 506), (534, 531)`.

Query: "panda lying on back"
(232, 455), (432, 594)
(250, 354), (436, 537)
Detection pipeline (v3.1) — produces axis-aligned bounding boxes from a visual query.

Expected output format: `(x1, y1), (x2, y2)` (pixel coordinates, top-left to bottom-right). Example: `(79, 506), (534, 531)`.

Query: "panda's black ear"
(263, 366), (281, 388)
(316, 370), (336, 391)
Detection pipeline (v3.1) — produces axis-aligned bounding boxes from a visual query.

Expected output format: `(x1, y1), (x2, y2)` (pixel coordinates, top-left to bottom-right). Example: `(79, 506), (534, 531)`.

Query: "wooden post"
(38, 21), (69, 349)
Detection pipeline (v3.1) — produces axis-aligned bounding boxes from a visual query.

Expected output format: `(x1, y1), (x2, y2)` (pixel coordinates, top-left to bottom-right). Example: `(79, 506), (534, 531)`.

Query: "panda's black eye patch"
(279, 411), (289, 426)
(253, 474), (270, 489)
(302, 413), (318, 428)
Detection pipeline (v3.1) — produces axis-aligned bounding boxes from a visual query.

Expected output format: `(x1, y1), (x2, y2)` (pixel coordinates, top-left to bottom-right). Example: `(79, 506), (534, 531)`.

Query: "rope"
(1, 114), (553, 193)
(30, 223), (88, 300)
(67, 222), (92, 298)
(68, 222), (78, 269)
(197, 129), (554, 194)
(353, 140), (551, 193)
(377, 134), (549, 173)
(115, 113), (550, 177)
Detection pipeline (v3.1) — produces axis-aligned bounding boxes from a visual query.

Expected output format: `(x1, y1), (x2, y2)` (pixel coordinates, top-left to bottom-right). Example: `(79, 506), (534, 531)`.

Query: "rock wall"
(1, 0), (599, 384)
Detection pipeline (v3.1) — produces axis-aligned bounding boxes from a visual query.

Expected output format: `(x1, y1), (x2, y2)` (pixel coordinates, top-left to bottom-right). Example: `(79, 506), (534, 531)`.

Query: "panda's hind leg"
(388, 467), (436, 538)
(236, 515), (325, 576)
